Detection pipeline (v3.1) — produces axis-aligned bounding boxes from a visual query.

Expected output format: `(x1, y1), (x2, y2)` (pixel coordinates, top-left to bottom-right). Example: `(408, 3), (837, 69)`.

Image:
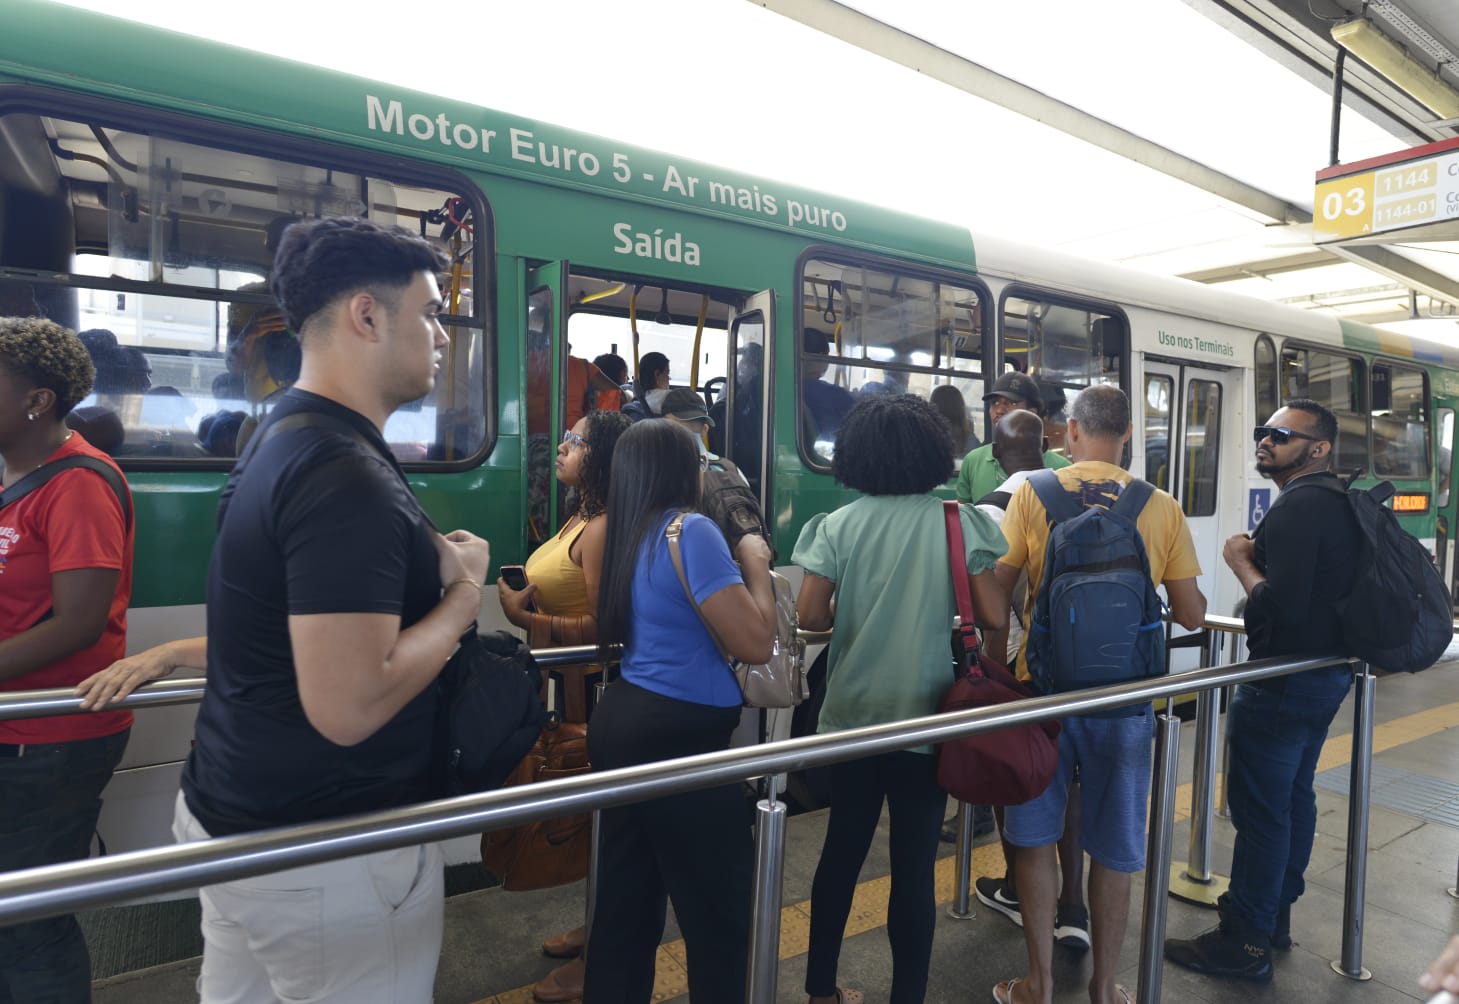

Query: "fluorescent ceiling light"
(1331, 19), (1459, 119)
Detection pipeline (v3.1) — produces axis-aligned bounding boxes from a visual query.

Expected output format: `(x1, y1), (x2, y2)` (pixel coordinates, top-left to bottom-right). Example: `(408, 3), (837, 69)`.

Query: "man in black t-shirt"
(175, 218), (491, 1003)
(1167, 399), (1358, 985)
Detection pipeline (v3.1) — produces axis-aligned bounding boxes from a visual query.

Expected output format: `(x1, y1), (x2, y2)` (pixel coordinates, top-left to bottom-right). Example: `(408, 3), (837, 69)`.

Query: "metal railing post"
(583, 682), (605, 954)
(1449, 852), (1458, 899)
(1138, 712), (1181, 1004)
(947, 801), (976, 919)
(746, 775), (787, 1003)
(1170, 631), (1229, 908)
(1331, 664), (1374, 982)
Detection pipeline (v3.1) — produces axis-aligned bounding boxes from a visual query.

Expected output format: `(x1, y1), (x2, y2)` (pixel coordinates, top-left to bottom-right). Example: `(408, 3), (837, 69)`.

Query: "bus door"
(1142, 360), (1237, 666)
(724, 290), (776, 516)
(1433, 397), (1458, 599)
(525, 261), (567, 544)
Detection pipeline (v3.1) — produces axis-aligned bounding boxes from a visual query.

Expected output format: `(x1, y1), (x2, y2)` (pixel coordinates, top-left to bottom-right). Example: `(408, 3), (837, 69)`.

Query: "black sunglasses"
(1253, 425), (1320, 446)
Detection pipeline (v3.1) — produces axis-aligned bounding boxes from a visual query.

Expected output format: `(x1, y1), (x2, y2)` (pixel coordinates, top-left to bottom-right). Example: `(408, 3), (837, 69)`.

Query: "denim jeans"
(0, 728), (130, 1004)
(1225, 672), (1351, 936)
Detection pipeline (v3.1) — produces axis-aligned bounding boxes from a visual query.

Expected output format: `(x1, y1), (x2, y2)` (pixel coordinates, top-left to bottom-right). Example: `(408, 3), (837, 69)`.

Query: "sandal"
(808, 990), (864, 1004)
(992, 978), (1021, 1004)
(1115, 986), (1136, 1004)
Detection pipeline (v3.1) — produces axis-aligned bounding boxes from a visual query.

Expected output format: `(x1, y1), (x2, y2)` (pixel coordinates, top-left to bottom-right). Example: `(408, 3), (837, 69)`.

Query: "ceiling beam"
(750, 0), (1307, 226)
(1330, 245), (1459, 306)
(1179, 250), (1340, 284)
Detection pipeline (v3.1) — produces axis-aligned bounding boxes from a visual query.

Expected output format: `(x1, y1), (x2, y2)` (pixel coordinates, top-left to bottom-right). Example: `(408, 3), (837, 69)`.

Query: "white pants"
(173, 793), (444, 1004)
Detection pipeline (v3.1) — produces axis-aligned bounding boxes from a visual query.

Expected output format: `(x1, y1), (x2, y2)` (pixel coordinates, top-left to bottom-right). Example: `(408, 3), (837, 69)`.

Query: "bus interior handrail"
(0, 650), (1356, 926)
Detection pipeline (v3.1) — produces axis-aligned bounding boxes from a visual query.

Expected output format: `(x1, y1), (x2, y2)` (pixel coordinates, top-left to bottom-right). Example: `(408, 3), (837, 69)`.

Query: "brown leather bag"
(481, 612), (599, 891)
(480, 717), (592, 891)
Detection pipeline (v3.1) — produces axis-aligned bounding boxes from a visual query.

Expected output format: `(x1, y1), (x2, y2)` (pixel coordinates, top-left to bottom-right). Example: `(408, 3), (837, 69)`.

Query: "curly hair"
(832, 393), (954, 495)
(270, 217), (449, 334)
(576, 410), (633, 517)
(0, 317), (95, 419)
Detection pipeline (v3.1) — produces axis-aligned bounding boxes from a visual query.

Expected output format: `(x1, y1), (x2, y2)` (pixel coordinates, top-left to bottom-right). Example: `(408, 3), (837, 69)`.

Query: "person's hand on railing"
(1421, 934), (1459, 995)
(75, 636), (207, 710)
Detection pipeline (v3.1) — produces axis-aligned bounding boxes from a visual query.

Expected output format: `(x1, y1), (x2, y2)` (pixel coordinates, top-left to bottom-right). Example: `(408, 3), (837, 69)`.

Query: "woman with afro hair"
(793, 393), (1007, 1004)
(0, 317), (134, 1000)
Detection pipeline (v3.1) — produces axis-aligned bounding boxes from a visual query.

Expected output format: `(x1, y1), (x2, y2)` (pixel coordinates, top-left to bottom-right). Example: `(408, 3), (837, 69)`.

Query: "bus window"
(798, 257), (987, 469)
(1254, 334), (1278, 422)
(1001, 293), (1125, 462)
(1372, 363), (1429, 480)
(0, 109), (489, 465)
(1279, 346), (1368, 477)
(1183, 379), (1221, 517)
(1144, 374), (1173, 492)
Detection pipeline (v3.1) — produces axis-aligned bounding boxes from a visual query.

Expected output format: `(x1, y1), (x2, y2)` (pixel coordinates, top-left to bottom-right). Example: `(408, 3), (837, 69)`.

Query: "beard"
(1256, 442), (1314, 478)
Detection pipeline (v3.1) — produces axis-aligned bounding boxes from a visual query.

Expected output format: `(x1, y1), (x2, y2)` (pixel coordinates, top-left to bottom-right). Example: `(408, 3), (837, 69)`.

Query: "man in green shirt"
(956, 372), (1070, 503)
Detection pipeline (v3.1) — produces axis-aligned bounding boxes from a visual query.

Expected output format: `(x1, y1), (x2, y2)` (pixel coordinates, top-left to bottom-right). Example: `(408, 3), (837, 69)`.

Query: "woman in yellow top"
(496, 408), (631, 1003)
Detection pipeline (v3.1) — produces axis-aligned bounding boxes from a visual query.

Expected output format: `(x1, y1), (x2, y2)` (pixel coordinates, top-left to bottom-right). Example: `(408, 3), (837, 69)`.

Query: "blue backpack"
(1026, 470), (1167, 713)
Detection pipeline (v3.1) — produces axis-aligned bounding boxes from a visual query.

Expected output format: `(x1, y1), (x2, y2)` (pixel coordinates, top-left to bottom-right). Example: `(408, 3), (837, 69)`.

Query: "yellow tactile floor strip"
(472, 699), (1459, 1003)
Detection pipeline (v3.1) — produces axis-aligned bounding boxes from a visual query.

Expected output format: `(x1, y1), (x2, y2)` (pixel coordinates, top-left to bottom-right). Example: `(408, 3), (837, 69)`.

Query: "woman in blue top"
(794, 394), (1008, 1004)
(585, 420), (777, 1004)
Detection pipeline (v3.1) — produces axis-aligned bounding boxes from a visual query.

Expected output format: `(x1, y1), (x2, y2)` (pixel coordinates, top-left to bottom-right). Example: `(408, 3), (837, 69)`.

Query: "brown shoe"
(533, 956), (585, 1003)
(541, 925), (585, 959)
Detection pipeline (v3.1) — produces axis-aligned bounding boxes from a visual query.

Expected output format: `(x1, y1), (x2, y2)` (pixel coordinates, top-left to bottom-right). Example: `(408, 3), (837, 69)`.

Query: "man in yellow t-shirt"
(990, 384), (1206, 1004)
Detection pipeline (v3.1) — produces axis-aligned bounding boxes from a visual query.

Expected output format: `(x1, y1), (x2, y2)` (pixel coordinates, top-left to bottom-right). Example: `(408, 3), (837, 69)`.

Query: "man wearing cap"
(662, 387), (770, 553)
(956, 372), (1070, 504)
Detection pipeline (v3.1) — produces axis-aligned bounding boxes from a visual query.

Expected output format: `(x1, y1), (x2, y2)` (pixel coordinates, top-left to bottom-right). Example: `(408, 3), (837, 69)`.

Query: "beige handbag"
(664, 513), (807, 709)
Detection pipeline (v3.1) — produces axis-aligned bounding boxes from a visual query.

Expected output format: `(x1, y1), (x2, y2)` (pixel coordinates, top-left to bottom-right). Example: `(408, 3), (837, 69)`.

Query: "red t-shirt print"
(0, 432), (134, 743)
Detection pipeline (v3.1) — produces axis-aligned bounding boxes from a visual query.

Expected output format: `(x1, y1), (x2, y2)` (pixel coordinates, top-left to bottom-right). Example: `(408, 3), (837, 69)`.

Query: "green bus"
(3, 0), (1455, 858)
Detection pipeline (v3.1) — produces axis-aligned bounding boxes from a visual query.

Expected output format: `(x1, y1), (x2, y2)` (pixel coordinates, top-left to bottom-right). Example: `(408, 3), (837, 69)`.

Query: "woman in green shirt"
(793, 394), (1007, 1004)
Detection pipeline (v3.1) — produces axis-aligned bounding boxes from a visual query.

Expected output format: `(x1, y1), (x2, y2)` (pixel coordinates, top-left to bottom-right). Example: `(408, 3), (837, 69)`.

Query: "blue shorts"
(1003, 705), (1154, 872)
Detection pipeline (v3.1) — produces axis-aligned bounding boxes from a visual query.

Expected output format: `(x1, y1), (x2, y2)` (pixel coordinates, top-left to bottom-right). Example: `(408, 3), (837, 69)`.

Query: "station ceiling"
(769, 0), (1459, 339)
(45, 0), (1459, 342)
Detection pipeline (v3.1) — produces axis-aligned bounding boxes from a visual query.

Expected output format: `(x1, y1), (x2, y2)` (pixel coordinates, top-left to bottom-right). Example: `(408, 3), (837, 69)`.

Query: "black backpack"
(1319, 479), (1452, 673)
(701, 455), (771, 554)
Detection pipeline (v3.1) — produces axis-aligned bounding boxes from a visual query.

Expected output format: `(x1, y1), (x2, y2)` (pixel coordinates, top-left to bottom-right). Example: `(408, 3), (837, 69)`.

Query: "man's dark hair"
(1069, 384), (1130, 439)
(593, 352), (629, 385)
(637, 352), (670, 395)
(577, 410), (633, 517)
(832, 394), (953, 495)
(1282, 398), (1338, 446)
(269, 217), (448, 333)
(804, 327), (830, 355)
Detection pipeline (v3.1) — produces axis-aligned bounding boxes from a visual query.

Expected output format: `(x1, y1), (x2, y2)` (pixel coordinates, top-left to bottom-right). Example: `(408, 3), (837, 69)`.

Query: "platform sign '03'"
(1314, 138), (1459, 244)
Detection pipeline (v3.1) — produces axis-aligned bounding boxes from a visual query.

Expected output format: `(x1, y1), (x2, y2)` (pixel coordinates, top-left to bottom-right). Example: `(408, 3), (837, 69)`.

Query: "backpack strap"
(943, 500), (982, 679)
(664, 513), (733, 663)
(1110, 477), (1155, 520)
(975, 489), (1013, 510)
(1028, 468), (1081, 525)
(0, 454), (132, 531)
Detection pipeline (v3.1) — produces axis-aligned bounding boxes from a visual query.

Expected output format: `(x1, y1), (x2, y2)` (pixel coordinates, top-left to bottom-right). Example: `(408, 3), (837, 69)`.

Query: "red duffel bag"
(935, 500), (1061, 806)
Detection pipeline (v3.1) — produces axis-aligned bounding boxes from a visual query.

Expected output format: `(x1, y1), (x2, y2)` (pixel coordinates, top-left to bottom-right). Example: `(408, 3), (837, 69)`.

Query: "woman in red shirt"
(0, 316), (134, 1002)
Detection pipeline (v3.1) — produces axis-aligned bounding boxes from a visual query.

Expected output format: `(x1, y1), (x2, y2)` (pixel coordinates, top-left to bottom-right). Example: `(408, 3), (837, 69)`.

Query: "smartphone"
(500, 565), (530, 591)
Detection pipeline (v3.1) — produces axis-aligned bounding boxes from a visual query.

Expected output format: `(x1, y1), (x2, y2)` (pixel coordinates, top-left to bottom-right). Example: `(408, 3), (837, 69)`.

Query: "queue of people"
(0, 218), (1441, 1004)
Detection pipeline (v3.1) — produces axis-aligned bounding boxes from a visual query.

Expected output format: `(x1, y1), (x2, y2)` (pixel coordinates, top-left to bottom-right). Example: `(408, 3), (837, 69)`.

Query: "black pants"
(583, 682), (751, 1004)
(805, 751), (945, 1004)
(0, 729), (130, 1004)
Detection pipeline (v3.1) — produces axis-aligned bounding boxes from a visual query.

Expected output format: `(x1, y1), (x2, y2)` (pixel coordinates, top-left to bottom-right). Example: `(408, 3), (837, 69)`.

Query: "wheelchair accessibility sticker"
(1248, 488), (1270, 531)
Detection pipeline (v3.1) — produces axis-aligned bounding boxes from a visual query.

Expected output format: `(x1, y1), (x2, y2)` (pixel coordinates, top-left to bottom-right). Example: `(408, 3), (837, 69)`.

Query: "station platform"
(89, 661), (1459, 1004)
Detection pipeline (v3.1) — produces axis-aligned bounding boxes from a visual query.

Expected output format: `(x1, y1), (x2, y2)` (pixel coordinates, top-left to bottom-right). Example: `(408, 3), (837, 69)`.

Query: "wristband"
(445, 577), (483, 597)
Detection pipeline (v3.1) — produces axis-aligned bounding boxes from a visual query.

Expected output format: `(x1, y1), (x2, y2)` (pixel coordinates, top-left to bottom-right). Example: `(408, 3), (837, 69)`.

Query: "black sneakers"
(975, 876), (1023, 927)
(1164, 926), (1274, 983)
(1054, 902), (1091, 951)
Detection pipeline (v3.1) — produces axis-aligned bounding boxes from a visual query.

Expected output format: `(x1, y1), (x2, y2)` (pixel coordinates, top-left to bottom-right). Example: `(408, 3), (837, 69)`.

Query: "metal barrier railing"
(0, 649), (1369, 1003)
